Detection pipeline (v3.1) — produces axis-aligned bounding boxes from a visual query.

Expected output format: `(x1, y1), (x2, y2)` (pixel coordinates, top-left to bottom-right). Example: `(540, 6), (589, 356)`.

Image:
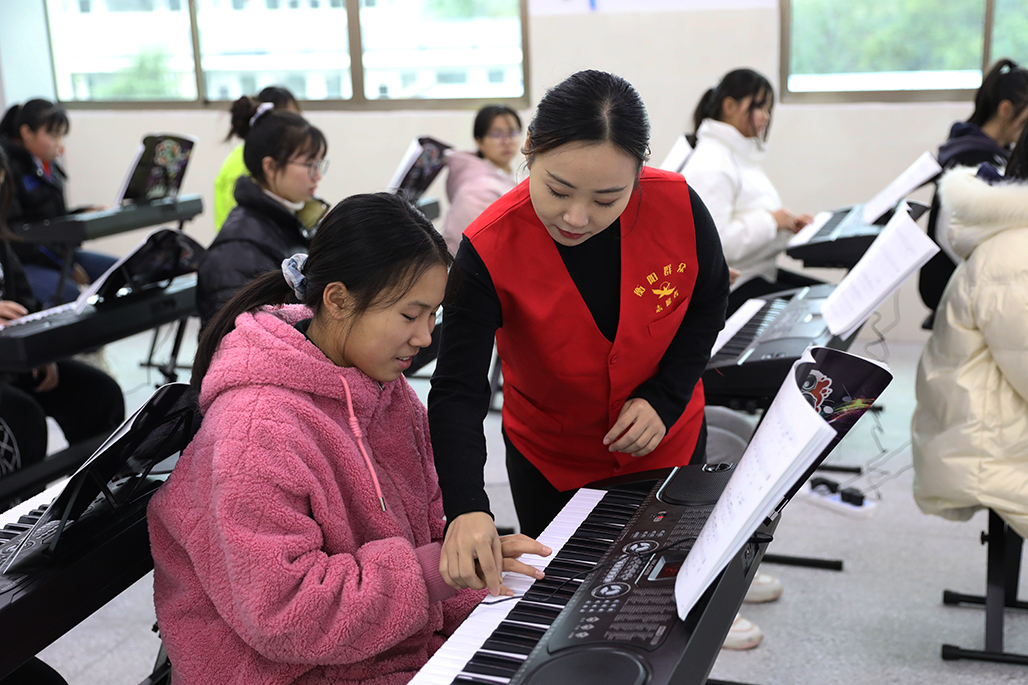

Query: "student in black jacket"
(0, 143), (124, 496)
(919, 59), (1028, 320)
(197, 101), (328, 324)
(0, 99), (117, 306)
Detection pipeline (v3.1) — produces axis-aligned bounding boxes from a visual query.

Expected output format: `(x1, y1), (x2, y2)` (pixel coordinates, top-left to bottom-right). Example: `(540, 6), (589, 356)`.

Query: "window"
(782, 0), (1024, 101)
(45, 0), (528, 108)
(48, 0), (197, 101)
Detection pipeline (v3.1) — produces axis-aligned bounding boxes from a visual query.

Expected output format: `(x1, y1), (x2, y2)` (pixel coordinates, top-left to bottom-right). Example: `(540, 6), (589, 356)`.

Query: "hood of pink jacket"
(199, 304), (375, 414)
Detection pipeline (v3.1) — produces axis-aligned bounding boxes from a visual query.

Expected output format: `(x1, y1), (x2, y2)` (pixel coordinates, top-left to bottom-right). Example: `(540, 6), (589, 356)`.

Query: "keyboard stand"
(139, 318), (192, 384)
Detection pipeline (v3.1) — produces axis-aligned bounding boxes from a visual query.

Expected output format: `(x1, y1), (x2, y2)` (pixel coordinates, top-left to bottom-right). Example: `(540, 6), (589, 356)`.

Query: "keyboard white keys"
(409, 488), (606, 685)
(0, 302), (77, 331)
(0, 478), (68, 523)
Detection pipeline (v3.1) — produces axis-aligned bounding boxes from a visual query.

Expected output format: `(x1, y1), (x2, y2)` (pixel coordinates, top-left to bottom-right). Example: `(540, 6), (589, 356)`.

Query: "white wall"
(4, 2), (974, 344)
(0, 0), (56, 109)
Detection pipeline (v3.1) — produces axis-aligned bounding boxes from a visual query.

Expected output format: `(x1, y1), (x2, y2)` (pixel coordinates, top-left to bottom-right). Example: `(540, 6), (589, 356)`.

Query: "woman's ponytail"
(969, 58), (1028, 128)
(688, 87), (718, 147)
(224, 96), (260, 142)
(0, 105), (22, 139)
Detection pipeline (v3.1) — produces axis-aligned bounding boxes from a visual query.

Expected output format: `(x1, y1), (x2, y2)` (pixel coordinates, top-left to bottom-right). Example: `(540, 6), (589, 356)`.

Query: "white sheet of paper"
(659, 135), (694, 173)
(821, 207), (939, 337)
(674, 349), (837, 618)
(862, 151), (941, 224)
(711, 298), (766, 356)
(788, 211), (834, 247)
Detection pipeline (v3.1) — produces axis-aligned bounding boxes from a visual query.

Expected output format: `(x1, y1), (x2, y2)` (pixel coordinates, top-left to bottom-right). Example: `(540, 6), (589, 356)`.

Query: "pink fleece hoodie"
(148, 305), (483, 685)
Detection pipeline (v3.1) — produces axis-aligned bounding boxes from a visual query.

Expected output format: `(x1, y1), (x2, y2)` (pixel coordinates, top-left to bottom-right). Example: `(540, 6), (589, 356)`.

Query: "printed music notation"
(821, 208), (939, 338)
(862, 151), (941, 224)
(674, 347), (892, 618)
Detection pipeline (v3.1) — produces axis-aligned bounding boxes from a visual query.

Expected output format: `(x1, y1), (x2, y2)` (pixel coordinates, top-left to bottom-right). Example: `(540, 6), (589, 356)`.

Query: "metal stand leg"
(137, 639), (171, 685)
(139, 318), (192, 384)
(940, 510), (1028, 664)
(51, 245), (77, 305)
(761, 553), (844, 571)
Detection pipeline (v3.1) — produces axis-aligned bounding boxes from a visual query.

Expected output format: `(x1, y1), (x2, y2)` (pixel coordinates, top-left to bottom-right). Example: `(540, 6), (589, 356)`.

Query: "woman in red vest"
(428, 70), (730, 596)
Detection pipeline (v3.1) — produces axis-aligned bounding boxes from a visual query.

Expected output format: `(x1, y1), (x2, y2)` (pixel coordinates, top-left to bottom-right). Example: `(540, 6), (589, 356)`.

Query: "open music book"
(387, 136), (452, 201)
(117, 133), (197, 205)
(674, 346), (892, 618)
(789, 151), (941, 248)
(862, 151), (941, 224)
(821, 207), (939, 337)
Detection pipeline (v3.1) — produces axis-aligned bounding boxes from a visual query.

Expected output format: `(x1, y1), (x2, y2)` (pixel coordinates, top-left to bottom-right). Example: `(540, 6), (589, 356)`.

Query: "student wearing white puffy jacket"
(683, 69), (818, 314)
(912, 145), (1028, 538)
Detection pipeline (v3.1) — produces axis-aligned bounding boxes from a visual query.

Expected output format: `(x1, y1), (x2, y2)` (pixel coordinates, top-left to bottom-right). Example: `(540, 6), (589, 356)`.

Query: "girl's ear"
(998, 99), (1016, 121)
(261, 155), (277, 181)
(523, 132), (532, 169)
(721, 96), (739, 120)
(322, 281), (350, 319)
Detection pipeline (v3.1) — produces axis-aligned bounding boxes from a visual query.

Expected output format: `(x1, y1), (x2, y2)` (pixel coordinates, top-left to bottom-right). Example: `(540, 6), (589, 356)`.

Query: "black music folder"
(74, 227), (205, 312)
(1, 383), (199, 575)
(117, 133), (197, 205)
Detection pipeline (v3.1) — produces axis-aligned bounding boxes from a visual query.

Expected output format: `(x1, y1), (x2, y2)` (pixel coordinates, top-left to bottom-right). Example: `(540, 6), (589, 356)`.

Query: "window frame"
(45, 0), (531, 111)
(779, 0), (996, 104)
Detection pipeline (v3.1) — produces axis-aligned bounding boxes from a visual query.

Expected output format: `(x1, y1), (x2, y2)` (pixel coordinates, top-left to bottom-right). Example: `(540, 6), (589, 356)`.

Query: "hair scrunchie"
(249, 101), (275, 128)
(282, 253), (308, 301)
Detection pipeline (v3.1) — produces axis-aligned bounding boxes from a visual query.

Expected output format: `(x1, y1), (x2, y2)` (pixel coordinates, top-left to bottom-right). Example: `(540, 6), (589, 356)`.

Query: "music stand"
(1, 382), (199, 575)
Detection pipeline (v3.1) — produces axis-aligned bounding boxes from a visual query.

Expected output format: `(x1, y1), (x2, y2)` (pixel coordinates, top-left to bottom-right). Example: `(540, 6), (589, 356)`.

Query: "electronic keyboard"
(785, 201), (929, 269)
(13, 195), (203, 244)
(413, 466), (769, 685)
(702, 284), (856, 408)
(0, 475), (162, 678)
(0, 274), (196, 372)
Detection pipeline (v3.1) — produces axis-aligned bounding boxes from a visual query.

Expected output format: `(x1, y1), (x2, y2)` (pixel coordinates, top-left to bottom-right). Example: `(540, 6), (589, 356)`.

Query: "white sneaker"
(722, 613), (763, 650)
(743, 572), (783, 603)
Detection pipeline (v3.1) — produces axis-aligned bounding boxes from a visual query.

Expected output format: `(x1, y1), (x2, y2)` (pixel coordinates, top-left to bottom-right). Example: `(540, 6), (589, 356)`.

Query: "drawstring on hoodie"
(338, 374), (387, 511)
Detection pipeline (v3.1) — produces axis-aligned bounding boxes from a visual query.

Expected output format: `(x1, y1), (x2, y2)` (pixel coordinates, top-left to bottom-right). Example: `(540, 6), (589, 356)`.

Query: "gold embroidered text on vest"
(634, 263), (686, 312)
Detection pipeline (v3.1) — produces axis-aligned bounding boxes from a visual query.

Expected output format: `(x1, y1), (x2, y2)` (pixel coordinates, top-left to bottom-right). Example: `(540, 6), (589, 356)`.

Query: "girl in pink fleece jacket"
(148, 193), (547, 685)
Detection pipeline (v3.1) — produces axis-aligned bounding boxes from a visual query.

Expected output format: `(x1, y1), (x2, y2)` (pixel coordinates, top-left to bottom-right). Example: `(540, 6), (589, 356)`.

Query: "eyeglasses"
(484, 129), (521, 141)
(289, 158), (329, 179)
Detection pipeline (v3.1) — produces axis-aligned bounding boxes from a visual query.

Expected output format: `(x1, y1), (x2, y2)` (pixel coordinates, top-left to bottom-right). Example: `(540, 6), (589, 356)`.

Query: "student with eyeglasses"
(440, 104), (523, 255)
(213, 86), (301, 232)
(197, 100), (329, 325)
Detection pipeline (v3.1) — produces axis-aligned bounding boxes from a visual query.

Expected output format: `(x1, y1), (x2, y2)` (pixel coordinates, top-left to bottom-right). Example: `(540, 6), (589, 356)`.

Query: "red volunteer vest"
(467, 167), (705, 490)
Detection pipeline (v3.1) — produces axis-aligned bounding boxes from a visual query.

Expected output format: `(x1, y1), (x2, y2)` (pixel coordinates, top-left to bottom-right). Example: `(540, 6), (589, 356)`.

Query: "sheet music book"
(659, 135), (694, 173)
(861, 151), (941, 224)
(821, 207), (939, 338)
(673, 346), (892, 618)
(387, 136), (452, 201)
(116, 134), (196, 205)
